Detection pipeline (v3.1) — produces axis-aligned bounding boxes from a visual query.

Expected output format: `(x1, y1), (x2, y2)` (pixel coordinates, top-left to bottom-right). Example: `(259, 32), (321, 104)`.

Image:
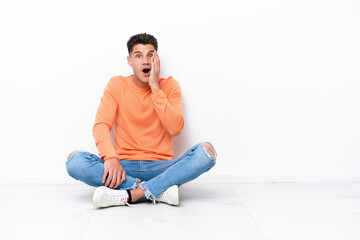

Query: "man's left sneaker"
(155, 185), (179, 206)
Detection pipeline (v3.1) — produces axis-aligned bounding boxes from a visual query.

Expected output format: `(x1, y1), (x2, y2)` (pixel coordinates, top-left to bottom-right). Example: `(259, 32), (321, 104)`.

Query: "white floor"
(1, 181), (359, 240)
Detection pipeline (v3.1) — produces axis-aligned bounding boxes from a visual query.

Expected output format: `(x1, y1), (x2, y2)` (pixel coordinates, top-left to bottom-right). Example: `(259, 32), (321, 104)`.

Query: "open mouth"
(142, 68), (151, 74)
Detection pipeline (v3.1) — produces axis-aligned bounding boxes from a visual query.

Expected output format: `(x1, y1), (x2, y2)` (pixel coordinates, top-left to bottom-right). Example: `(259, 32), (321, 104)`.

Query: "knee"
(201, 142), (217, 162)
(193, 142), (216, 172)
(65, 151), (84, 178)
(67, 150), (82, 161)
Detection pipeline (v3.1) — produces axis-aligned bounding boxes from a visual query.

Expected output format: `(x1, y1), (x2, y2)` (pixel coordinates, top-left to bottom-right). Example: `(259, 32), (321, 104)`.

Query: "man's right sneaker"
(155, 185), (179, 206)
(92, 186), (130, 208)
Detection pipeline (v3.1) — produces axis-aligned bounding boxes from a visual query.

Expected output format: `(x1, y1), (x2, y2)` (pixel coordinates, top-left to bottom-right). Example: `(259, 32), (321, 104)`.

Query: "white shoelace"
(157, 191), (168, 201)
(106, 191), (133, 207)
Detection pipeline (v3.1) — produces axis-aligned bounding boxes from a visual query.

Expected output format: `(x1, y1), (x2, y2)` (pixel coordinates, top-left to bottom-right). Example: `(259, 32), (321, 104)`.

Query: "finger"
(105, 169), (113, 187)
(151, 53), (156, 70)
(155, 51), (160, 69)
(109, 171), (117, 189)
(154, 51), (159, 70)
(121, 170), (126, 184)
(151, 51), (156, 66)
(102, 167), (109, 184)
(115, 171), (122, 188)
(154, 50), (158, 59)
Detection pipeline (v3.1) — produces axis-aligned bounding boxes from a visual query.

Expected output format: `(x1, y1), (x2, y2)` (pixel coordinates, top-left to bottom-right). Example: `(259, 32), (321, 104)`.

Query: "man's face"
(127, 44), (155, 84)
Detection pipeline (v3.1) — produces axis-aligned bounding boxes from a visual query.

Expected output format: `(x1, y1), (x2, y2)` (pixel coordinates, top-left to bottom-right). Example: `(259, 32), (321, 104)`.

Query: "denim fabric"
(66, 142), (216, 200)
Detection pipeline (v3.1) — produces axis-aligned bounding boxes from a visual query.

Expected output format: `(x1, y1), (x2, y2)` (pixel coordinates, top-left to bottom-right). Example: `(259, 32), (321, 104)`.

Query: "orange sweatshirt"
(93, 75), (184, 161)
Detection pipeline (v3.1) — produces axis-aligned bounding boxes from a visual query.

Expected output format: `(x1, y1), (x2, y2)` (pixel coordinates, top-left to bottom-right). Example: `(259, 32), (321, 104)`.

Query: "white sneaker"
(156, 185), (179, 206)
(92, 186), (130, 208)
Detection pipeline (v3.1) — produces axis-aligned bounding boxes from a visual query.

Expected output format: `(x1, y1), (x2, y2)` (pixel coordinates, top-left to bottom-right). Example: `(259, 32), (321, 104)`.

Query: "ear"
(127, 56), (132, 67)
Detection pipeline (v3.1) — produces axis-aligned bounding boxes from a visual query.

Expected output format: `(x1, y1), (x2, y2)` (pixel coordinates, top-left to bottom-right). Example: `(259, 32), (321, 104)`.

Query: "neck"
(131, 75), (150, 89)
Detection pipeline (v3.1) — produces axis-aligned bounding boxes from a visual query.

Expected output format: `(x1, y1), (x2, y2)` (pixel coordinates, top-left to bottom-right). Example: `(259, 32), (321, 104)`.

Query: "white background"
(0, 0), (359, 183)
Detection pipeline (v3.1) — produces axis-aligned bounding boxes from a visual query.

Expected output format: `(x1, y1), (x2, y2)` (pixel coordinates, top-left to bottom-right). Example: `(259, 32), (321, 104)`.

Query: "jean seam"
(120, 160), (141, 172)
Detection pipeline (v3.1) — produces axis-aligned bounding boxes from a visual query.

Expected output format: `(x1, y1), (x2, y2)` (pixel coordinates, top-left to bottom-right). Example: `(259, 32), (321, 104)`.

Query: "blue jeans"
(66, 142), (216, 200)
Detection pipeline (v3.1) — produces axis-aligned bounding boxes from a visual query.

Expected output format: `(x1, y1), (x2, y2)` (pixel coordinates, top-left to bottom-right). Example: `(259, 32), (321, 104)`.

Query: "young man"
(66, 33), (217, 207)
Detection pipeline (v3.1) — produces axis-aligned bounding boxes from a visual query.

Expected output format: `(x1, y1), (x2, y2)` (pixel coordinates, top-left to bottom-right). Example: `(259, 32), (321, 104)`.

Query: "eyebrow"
(132, 50), (155, 55)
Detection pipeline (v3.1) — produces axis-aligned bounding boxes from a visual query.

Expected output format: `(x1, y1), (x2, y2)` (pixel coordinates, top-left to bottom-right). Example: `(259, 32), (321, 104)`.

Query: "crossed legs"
(66, 142), (217, 204)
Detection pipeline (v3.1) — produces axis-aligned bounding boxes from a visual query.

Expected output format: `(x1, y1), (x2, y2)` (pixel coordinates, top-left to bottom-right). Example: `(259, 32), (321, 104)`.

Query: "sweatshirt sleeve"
(151, 78), (184, 136)
(92, 78), (119, 161)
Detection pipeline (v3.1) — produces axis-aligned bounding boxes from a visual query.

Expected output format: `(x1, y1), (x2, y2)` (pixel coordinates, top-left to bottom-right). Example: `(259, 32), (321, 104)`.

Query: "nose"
(143, 55), (152, 64)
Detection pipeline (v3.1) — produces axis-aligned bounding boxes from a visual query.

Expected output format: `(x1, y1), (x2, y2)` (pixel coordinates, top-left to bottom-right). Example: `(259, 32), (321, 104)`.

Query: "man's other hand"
(102, 158), (126, 189)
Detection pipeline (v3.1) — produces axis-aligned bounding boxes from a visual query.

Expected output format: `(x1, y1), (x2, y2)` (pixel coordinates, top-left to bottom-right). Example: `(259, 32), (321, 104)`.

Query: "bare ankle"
(130, 185), (145, 202)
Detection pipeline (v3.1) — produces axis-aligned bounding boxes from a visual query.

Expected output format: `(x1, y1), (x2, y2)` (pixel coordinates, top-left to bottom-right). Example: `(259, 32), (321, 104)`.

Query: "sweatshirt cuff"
(151, 89), (165, 98)
(102, 154), (119, 161)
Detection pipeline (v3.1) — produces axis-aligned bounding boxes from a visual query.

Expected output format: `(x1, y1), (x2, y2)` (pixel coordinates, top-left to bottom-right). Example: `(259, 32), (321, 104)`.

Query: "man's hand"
(102, 158), (126, 189)
(149, 50), (160, 93)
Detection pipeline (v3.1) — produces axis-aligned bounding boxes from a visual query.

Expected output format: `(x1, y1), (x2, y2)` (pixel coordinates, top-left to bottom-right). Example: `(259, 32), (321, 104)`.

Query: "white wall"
(1, 0), (360, 183)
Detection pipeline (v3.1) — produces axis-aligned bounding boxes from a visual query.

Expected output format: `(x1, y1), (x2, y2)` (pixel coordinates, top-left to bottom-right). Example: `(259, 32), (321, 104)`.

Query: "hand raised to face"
(149, 50), (160, 93)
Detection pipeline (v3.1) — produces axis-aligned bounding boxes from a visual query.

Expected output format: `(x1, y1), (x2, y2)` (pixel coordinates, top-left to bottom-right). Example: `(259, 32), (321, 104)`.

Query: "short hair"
(127, 33), (158, 55)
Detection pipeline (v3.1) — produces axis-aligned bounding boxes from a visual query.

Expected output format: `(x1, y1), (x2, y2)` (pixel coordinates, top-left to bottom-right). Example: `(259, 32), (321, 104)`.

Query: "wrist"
(105, 157), (118, 162)
(151, 85), (160, 93)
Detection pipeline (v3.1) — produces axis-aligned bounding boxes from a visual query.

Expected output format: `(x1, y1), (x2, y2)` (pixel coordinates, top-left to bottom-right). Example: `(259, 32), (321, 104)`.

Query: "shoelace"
(152, 190), (169, 204)
(106, 191), (133, 207)
(158, 191), (168, 200)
